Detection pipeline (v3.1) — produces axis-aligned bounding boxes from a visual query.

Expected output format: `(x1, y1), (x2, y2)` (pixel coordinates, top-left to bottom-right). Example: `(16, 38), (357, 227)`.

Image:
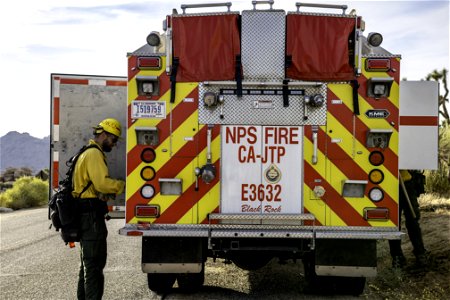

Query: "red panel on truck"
(286, 14), (355, 81)
(172, 14), (241, 82)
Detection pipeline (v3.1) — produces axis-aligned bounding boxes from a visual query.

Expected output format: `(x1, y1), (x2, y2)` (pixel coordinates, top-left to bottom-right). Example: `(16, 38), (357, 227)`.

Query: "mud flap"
(314, 239), (377, 277)
(142, 237), (204, 273)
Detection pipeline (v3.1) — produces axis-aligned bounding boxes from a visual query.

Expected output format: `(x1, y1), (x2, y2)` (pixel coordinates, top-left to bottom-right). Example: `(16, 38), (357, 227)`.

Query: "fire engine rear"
(119, 1), (439, 295)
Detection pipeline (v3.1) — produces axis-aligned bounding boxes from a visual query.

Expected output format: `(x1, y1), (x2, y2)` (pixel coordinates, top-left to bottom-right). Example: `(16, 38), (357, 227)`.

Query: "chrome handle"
(296, 3), (347, 14)
(312, 129), (318, 165)
(252, 1), (274, 10)
(181, 2), (232, 14)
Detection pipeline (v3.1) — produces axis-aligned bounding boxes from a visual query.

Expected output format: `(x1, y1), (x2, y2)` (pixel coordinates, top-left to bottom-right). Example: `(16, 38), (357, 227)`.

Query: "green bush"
(0, 177), (49, 210)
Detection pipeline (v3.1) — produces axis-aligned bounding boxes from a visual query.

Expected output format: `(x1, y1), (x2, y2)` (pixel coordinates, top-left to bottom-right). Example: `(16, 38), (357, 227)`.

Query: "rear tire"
(177, 268), (205, 293)
(231, 251), (273, 271)
(147, 273), (176, 294)
(302, 257), (366, 296)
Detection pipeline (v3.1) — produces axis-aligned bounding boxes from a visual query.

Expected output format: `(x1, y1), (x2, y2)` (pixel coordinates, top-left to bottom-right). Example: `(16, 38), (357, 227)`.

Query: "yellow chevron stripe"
(303, 136), (395, 227)
(126, 112), (201, 199)
(304, 184), (345, 226)
(127, 57), (167, 102)
(126, 82), (197, 153)
(180, 182), (221, 224)
(129, 135), (221, 224)
(327, 159), (395, 227)
(361, 58), (400, 109)
(328, 84), (398, 149)
(328, 83), (399, 156)
(326, 112), (397, 201)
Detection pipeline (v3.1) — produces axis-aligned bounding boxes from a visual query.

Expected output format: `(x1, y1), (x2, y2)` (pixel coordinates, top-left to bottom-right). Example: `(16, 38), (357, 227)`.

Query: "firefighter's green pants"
(77, 211), (108, 300)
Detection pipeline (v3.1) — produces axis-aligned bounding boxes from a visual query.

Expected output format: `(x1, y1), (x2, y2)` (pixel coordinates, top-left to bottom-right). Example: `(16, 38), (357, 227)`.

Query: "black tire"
(177, 269), (205, 293)
(302, 258), (366, 296)
(231, 252), (273, 271)
(147, 273), (176, 294)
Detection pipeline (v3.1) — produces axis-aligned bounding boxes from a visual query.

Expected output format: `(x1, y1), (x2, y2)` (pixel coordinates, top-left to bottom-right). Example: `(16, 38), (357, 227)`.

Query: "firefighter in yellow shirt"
(389, 170), (427, 269)
(73, 118), (125, 300)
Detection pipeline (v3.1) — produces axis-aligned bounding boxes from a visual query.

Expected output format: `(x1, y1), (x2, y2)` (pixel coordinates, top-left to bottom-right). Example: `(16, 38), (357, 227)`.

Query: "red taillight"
(141, 148), (156, 163)
(138, 57), (161, 69)
(136, 205), (160, 218)
(365, 59), (391, 72)
(364, 207), (389, 220)
(369, 151), (384, 166)
(127, 231), (143, 236)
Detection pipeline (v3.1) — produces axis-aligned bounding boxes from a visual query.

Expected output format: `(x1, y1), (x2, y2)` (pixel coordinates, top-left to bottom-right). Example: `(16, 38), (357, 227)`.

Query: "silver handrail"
(181, 2), (232, 14)
(296, 2), (347, 15)
(252, 0), (274, 10)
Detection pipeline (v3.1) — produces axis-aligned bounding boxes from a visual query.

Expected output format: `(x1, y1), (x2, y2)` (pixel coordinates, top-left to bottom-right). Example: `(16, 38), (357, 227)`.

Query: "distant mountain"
(0, 132), (50, 174)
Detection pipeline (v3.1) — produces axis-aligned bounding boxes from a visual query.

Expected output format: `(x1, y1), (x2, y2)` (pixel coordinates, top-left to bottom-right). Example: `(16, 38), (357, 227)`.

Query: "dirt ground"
(364, 193), (450, 299)
(198, 193), (450, 300)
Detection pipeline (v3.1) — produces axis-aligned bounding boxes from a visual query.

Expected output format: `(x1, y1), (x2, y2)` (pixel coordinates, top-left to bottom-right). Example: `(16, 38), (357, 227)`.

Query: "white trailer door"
(399, 81), (439, 170)
(221, 125), (303, 214)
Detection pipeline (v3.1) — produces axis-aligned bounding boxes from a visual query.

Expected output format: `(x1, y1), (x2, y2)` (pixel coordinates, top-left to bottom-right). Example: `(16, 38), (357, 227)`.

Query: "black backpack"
(48, 144), (100, 245)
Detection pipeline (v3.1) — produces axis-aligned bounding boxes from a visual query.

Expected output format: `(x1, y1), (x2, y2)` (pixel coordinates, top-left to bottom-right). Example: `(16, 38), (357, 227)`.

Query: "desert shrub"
(0, 176), (48, 210)
(425, 124), (450, 195)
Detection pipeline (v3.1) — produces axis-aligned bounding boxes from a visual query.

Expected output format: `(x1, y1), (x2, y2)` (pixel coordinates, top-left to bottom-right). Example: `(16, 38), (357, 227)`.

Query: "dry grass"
(201, 193), (450, 299)
(365, 193), (450, 300)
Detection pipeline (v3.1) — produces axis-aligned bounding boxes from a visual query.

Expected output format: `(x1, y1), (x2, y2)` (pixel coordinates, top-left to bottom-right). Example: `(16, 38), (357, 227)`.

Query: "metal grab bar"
(296, 2), (347, 14)
(181, 2), (232, 14)
(312, 130), (318, 165)
(252, 0), (274, 10)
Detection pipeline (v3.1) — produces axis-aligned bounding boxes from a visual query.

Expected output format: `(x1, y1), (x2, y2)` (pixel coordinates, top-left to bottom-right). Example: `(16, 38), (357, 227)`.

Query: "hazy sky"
(0, 0), (448, 138)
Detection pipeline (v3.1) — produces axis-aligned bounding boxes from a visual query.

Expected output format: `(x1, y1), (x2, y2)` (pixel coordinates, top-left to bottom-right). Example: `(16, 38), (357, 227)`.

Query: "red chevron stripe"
(304, 162), (370, 226)
(356, 76), (399, 131)
(388, 58), (400, 84)
(127, 87), (199, 175)
(155, 160), (220, 224)
(327, 89), (398, 178)
(128, 56), (139, 80)
(200, 206), (220, 224)
(304, 126), (398, 226)
(126, 125), (221, 222)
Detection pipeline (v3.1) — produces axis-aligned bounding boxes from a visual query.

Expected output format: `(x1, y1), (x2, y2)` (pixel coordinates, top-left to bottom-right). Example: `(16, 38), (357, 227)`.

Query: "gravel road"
(1, 207), (360, 299)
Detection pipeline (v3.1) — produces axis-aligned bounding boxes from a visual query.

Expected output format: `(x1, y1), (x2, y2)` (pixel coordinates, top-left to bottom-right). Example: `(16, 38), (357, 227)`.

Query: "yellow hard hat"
(94, 118), (122, 137)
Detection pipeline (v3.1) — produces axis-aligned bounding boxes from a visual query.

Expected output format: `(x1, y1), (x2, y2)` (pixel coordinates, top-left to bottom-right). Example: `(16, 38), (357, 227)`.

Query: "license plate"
(131, 101), (166, 119)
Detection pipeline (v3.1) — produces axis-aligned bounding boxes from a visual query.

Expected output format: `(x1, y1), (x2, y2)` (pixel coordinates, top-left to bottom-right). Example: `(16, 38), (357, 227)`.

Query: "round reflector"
(369, 151), (384, 166)
(141, 148), (156, 163)
(141, 185), (155, 199)
(141, 166), (156, 181)
(369, 169), (384, 184)
(369, 187), (384, 202)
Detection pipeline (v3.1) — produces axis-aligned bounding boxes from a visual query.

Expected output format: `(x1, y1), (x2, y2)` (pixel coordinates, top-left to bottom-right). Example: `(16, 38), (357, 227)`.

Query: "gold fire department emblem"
(264, 164), (281, 184)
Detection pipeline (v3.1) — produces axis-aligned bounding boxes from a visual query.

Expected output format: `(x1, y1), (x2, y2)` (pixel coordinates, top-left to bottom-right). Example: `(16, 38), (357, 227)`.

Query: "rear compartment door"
(399, 81), (439, 170)
(221, 125), (303, 214)
(50, 74), (127, 217)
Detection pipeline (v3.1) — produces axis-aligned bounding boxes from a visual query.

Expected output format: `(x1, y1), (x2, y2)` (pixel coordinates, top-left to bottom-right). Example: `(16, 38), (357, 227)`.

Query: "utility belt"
(78, 198), (108, 216)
